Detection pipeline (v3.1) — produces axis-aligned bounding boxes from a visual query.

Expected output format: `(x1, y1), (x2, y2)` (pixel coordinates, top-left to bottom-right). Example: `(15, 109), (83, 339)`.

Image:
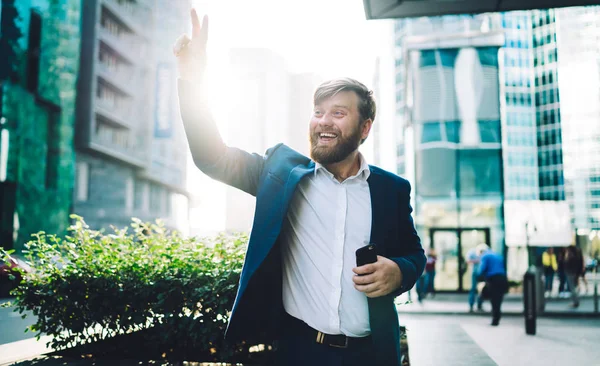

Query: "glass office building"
(500, 12), (539, 201)
(410, 46), (504, 292)
(532, 9), (566, 202)
(556, 6), (600, 233)
(394, 7), (600, 287)
(395, 15), (507, 291)
(555, 7), (600, 258)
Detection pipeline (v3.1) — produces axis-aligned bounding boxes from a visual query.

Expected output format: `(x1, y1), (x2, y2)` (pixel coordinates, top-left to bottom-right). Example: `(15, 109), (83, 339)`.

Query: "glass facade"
(394, 7), (600, 283)
(556, 6), (600, 232)
(500, 12), (539, 200)
(532, 9), (566, 201)
(408, 46), (505, 291)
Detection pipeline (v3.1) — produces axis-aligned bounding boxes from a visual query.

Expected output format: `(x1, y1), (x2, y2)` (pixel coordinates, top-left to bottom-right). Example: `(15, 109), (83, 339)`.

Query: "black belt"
(283, 313), (372, 349)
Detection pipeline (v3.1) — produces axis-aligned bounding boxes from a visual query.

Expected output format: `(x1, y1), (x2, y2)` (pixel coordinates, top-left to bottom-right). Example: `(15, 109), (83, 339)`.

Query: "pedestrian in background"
(466, 246), (483, 312)
(477, 244), (508, 326)
(564, 244), (583, 308)
(424, 248), (437, 298)
(542, 247), (558, 297)
(415, 271), (426, 303)
(557, 248), (570, 298)
(580, 254), (592, 295)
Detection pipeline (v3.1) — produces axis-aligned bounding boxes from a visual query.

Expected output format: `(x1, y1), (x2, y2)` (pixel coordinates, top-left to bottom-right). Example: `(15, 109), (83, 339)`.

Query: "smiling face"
(309, 90), (371, 165)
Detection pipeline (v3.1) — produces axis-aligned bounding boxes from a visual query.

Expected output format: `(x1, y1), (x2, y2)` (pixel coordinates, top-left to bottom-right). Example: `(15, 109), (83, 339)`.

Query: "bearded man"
(174, 10), (425, 366)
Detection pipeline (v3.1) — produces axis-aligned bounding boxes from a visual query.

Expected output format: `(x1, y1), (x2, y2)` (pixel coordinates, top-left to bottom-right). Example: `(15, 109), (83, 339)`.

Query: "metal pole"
(524, 269), (536, 335)
(525, 222), (531, 267)
(594, 264), (598, 314)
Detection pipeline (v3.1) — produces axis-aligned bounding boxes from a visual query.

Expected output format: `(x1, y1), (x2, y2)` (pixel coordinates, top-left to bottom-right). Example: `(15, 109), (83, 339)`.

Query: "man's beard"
(309, 124), (362, 165)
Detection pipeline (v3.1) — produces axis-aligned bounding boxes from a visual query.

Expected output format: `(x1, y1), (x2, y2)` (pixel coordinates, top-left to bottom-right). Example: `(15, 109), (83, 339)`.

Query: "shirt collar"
(314, 153), (371, 181)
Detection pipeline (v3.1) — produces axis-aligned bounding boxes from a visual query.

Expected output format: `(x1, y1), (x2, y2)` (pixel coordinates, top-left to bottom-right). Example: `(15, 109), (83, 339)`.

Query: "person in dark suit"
(173, 10), (426, 366)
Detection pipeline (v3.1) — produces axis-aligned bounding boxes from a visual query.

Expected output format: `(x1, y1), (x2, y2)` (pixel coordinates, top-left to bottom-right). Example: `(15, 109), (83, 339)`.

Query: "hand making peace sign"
(173, 9), (208, 82)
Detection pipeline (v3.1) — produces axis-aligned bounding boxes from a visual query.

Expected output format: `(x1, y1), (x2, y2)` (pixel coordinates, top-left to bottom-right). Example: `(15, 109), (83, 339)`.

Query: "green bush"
(1, 215), (263, 363)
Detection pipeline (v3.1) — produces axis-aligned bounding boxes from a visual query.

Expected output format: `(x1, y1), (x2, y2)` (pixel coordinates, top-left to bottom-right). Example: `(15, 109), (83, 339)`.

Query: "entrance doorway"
(429, 227), (491, 292)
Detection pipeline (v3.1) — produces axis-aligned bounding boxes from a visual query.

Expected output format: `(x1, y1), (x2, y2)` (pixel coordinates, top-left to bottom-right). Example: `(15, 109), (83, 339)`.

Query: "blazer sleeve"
(178, 79), (272, 196)
(389, 180), (426, 297)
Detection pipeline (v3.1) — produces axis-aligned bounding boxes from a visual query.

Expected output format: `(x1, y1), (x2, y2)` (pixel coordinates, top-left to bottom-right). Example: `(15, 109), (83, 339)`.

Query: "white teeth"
(320, 133), (337, 138)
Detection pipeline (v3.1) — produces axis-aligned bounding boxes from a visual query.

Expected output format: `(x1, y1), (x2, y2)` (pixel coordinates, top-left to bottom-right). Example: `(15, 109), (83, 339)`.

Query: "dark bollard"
(523, 269), (536, 335)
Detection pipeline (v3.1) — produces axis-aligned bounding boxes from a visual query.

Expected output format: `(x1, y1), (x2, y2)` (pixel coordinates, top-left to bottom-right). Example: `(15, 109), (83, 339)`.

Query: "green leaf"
(8, 217), (249, 361)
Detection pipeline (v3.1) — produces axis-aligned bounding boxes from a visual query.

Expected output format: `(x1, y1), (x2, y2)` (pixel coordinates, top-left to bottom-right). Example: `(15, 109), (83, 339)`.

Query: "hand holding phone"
(356, 243), (377, 267)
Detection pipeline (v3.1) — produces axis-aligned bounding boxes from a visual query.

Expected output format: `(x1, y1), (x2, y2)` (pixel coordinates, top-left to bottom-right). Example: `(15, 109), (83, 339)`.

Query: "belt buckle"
(316, 331), (325, 344)
(329, 336), (349, 349)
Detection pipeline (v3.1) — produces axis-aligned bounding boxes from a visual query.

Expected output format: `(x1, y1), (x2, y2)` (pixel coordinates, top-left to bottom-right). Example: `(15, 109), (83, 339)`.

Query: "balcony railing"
(98, 27), (147, 63)
(95, 94), (136, 129)
(91, 121), (147, 167)
(102, 0), (152, 34)
(96, 61), (138, 96)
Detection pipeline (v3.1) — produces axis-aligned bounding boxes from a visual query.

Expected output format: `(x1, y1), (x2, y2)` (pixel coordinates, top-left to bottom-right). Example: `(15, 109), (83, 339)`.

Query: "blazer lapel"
(282, 162), (315, 209)
(367, 168), (387, 254)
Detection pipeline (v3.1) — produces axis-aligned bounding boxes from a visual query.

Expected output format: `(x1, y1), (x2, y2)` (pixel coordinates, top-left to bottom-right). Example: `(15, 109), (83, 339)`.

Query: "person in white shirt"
(174, 9), (426, 366)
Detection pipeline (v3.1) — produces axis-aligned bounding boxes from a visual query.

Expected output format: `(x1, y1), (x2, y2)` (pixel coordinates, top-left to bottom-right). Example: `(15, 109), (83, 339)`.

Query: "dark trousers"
(425, 270), (436, 295)
(487, 274), (508, 324)
(274, 315), (376, 366)
(558, 270), (569, 292)
(416, 275), (425, 302)
(544, 269), (555, 292)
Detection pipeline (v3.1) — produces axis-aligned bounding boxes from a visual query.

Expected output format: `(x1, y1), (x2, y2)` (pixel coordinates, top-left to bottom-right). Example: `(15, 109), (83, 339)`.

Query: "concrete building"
(0, 0), (81, 251)
(73, 0), (190, 233)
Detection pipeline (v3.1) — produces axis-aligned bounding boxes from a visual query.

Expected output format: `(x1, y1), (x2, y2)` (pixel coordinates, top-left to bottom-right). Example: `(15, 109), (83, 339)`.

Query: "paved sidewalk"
(2, 293), (598, 366)
(403, 314), (600, 366)
(0, 336), (53, 366)
(396, 291), (600, 316)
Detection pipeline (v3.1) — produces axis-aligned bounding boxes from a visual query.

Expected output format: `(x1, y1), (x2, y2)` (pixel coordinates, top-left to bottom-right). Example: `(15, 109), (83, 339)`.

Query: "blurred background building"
(0, 0), (81, 251)
(0, 0), (191, 253)
(2, 0), (600, 268)
(556, 7), (600, 251)
(393, 7), (600, 286)
(73, 0), (190, 234)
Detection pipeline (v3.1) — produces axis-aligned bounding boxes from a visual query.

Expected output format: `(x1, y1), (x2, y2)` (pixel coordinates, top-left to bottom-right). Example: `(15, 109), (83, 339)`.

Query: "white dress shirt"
(281, 154), (372, 337)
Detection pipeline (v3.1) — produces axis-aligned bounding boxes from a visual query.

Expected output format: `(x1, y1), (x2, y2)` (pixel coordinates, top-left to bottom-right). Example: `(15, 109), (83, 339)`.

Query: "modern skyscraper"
(532, 9), (565, 202)
(392, 6), (600, 283)
(499, 12), (539, 201)
(555, 6), (600, 234)
(74, 0), (190, 233)
(393, 14), (507, 290)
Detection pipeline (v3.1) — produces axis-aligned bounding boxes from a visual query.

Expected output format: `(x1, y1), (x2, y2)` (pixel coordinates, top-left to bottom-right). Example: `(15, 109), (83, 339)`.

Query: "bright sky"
(192, 0), (390, 79)
(186, 0), (394, 235)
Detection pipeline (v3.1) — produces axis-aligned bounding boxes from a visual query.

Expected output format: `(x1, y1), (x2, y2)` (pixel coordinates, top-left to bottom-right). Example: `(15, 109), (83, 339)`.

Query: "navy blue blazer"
(178, 81), (426, 365)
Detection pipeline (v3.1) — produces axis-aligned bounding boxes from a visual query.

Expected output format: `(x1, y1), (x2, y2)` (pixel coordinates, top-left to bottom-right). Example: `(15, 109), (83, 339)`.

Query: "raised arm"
(174, 10), (266, 196)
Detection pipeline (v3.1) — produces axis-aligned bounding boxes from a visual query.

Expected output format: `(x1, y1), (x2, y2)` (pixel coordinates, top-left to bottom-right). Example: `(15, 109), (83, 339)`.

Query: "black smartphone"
(356, 243), (377, 267)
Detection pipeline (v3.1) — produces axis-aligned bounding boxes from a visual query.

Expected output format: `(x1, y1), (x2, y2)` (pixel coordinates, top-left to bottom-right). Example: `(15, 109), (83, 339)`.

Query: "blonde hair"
(314, 78), (376, 144)
(476, 243), (490, 255)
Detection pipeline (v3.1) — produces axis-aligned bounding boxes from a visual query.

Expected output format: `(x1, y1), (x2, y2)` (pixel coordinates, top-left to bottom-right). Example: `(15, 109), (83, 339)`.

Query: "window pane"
(446, 121), (461, 143)
(422, 122), (442, 143)
(416, 148), (457, 197)
(478, 120), (501, 143)
(458, 149), (502, 197)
